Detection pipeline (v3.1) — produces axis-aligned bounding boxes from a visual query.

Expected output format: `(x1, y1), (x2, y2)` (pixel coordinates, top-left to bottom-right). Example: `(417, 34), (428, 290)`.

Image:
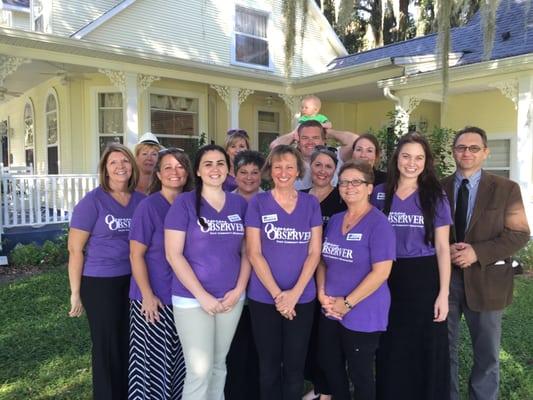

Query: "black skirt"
(376, 255), (450, 400)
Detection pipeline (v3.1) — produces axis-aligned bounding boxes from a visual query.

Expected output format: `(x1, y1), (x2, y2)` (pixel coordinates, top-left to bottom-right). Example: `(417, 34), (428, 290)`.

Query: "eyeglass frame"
(338, 178), (369, 188)
(453, 145), (485, 154)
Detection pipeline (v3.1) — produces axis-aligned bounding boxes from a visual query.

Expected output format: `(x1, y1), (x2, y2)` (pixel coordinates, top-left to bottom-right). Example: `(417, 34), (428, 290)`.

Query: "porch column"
(210, 85), (254, 129)
(516, 75), (533, 226)
(382, 88), (421, 136)
(124, 72), (139, 149)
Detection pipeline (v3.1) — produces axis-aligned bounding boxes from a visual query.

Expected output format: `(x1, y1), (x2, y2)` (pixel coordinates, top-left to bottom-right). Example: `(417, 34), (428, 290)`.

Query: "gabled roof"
(329, 0), (532, 71)
(71, 0), (136, 39)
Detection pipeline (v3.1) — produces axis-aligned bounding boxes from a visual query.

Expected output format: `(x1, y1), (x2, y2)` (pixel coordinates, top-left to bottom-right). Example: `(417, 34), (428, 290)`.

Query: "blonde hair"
(134, 142), (161, 158)
(301, 95), (321, 111)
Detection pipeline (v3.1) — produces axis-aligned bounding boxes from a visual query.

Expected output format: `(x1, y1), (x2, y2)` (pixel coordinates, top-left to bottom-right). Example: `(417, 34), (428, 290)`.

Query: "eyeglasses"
(227, 129), (249, 139)
(338, 178), (368, 188)
(159, 147), (184, 155)
(453, 145), (484, 153)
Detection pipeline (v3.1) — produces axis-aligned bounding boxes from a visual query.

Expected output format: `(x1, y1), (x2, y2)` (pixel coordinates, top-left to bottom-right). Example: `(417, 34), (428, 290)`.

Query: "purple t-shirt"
(322, 208), (396, 332)
(223, 175), (238, 192)
(70, 187), (145, 277)
(371, 183), (452, 257)
(129, 192), (175, 305)
(245, 191), (322, 304)
(164, 191), (247, 298)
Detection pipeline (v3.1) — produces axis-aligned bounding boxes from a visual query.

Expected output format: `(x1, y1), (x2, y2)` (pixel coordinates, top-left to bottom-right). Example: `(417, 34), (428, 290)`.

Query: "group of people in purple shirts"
(67, 120), (530, 400)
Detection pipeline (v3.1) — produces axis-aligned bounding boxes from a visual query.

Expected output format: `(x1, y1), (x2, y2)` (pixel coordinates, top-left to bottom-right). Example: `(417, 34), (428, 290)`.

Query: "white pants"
(173, 301), (244, 400)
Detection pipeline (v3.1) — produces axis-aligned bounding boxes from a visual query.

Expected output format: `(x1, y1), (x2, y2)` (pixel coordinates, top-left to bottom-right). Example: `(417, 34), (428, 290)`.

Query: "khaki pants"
(173, 300), (244, 400)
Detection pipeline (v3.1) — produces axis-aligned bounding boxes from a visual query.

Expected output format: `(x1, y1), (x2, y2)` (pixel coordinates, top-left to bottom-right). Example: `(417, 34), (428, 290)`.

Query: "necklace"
(342, 204), (371, 234)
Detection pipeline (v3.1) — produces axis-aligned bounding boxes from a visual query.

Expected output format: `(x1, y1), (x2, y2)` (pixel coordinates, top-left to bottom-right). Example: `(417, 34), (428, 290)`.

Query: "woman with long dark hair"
(128, 148), (194, 399)
(164, 144), (250, 400)
(351, 133), (387, 185)
(372, 132), (452, 400)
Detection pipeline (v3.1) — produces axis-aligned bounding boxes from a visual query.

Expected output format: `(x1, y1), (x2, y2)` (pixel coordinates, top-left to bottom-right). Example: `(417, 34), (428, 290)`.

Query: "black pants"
(224, 305), (260, 400)
(249, 299), (315, 400)
(304, 300), (330, 395)
(80, 274), (130, 400)
(319, 313), (380, 400)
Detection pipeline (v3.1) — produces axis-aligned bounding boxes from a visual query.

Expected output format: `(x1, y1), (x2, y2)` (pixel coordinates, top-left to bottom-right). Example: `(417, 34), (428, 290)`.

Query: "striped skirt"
(128, 300), (185, 400)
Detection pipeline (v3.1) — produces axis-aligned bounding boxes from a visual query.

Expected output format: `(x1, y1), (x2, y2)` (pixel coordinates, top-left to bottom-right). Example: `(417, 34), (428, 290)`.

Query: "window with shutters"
(232, 6), (271, 69)
(150, 94), (199, 154)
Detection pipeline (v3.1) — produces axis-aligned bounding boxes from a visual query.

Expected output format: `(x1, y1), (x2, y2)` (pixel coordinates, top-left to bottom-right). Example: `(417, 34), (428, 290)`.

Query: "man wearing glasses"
(441, 126), (530, 400)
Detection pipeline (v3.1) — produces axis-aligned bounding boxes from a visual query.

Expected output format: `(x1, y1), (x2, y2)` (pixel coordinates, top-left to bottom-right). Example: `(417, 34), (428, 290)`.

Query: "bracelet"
(343, 296), (353, 310)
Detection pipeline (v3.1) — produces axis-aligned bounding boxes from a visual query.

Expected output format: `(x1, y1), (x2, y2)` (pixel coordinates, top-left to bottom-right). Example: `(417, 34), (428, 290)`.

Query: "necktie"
(455, 179), (469, 242)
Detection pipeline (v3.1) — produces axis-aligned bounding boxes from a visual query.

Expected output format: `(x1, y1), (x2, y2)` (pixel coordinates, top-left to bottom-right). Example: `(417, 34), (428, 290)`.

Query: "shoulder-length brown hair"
(98, 143), (139, 193)
(148, 149), (195, 194)
(262, 144), (306, 182)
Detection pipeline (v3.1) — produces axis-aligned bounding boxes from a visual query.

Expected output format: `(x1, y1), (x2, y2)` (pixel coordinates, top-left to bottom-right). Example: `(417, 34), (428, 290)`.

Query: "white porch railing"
(1, 174), (98, 228)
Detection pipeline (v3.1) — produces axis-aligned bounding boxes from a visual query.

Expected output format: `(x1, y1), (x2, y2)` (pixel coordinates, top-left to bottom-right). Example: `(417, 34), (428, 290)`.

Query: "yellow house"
(0, 0), (531, 237)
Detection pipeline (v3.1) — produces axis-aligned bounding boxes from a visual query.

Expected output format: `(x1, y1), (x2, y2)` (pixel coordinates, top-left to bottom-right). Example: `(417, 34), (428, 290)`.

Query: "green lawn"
(0, 266), (532, 400)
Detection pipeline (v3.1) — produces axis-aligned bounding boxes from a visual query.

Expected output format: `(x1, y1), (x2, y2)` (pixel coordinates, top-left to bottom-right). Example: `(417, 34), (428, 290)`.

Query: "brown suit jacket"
(442, 170), (530, 312)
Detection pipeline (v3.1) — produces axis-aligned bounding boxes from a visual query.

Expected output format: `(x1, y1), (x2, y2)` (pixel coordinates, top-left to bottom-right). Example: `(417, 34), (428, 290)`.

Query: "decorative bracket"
(98, 68), (126, 92)
(489, 79), (518, 110)
(278, 94), (303, 112)
(238, 88), (254, 105)
(210, 84), (230, 109)
(138, 74), (160, 93)
(0, 56), (30, 86)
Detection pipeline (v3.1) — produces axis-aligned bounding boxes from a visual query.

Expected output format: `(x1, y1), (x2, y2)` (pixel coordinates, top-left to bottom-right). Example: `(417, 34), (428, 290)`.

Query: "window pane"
(158, 137), (198, 156)
(99, 136), (124, 157)
(151, 111), (197, 136)
(99, 109), (123, 134)
(99, 93), (123, 108)
(47, 146), (58, 174)
(236, 7), (267, 37)
(25, 149), (34, 168)
(46, 94), (57, 112)
(236, 34), (269, 66)
(47, 113), (58, 144)
(486, 139), (510, 168)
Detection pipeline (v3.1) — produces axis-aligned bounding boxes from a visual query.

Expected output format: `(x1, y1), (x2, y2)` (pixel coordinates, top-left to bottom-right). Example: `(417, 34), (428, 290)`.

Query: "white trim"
(307, 0), (347, 56)
(90, 86), (125, 168)
(254, 105), (283, 152)
(71, 0), (137, 39)
(230, 5), (273, 72)
(44, 87), (59, 174)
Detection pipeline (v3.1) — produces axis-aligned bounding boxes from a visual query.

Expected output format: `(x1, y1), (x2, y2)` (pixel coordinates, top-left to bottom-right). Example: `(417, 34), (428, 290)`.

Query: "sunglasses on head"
(227, 129), (249, 139)
(314, 145), (338, 153)
(158, 147), (185, 155)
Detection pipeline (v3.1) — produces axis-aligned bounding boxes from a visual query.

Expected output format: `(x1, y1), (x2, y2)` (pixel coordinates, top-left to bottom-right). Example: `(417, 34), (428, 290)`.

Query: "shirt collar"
(454, 169), (482, 188)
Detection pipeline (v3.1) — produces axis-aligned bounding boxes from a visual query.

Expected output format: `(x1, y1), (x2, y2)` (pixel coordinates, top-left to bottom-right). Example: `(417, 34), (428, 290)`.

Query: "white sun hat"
(138, 132), (160, 145)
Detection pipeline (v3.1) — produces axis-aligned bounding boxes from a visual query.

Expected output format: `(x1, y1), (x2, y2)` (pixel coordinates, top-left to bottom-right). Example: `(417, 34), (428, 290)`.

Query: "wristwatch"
(343, 296), (353, 310)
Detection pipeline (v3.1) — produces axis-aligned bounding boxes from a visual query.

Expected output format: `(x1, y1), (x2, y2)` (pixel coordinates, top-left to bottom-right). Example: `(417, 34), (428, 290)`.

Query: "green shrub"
(9, 242), (44, 267)
(515, 240), (533, 271)
(9, 234), (68, 267)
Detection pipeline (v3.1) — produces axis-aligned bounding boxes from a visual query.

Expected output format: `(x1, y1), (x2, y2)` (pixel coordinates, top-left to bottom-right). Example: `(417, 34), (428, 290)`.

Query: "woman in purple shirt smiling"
(68, 143), (145, 400)
(317, 160), (396, 400)
(372, 133), (452, 400)
(165, 144), (250, 400)
(245, 145), (323, 400)
(128, 148), (194, 399)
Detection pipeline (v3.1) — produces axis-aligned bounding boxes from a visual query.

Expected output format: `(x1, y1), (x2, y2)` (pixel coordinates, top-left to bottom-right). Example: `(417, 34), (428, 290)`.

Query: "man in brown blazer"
(442, 127), (530, 400)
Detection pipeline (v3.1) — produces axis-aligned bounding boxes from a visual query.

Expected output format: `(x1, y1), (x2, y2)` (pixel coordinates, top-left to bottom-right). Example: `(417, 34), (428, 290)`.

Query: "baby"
(297, 95), (332, 129)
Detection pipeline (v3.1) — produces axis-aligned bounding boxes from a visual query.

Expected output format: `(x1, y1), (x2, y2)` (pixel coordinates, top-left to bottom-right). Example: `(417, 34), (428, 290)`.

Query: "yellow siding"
(356, 100), (395, 133)
(51, 0), (122, 37)
(84, 0), (341, 78)
(321, 102), (358, 132)
(445, 90), (516, 135)
(11, 11), (30, 30)
(410, 101), (441, 133)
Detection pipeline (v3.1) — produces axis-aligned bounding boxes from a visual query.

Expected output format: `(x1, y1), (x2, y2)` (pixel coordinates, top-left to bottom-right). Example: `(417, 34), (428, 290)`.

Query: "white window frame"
(231, 5), (273, 71)
(23, 99), (35, 169)
(91, 87), (125, 167)
(255, 105), (284, 152)
(144, 87), (207, 147)
(30, 0), (44, 32)
(485, 133), (515, 179)
(44, 88), (60, 174)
